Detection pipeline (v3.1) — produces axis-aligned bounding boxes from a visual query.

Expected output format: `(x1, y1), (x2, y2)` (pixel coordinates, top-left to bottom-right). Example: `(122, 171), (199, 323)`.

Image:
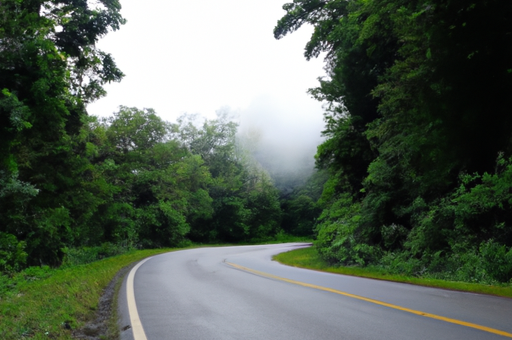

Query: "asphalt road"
(117, 243), (512, 340)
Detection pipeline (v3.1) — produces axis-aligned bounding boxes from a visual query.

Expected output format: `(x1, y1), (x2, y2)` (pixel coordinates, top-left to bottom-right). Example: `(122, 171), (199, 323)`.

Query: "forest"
(0, 0), (290, 272)
(1, 0), (512, 285)
(275, 0), (512, 283)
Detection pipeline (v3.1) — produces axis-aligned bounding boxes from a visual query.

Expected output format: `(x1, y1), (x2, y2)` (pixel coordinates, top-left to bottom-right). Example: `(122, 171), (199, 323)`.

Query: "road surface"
(117, 243), (512, 339)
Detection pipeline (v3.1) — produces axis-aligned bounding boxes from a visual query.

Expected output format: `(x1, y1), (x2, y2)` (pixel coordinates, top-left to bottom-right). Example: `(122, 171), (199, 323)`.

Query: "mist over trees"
(237, 95), (324, 194)
(235, 97), (327, 238)
(0, 0), (298, 272)
(275, 0), (512, 282)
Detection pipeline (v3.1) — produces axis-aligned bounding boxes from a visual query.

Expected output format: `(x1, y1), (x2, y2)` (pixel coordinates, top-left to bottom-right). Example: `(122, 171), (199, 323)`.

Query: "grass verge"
(0, 248), (176, 340)
(273, 246), (512, 298)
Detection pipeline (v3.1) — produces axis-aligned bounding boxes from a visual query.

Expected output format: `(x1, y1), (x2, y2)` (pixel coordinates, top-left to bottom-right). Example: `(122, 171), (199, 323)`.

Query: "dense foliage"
(1, 101), (288, 270)
(0, 0), (296, 273)
(0, 0), (125, 268)
(275, 0), (512, 283)
(280, 169), (327, 237)
(4, 0), (508, 287)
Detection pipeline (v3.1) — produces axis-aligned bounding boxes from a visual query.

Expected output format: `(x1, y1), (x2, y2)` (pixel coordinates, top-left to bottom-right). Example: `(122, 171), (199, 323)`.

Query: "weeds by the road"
(273, 246), (512, 298)
(0, 239), (311, 340)
(7, 241), (507, 340)
(0, 248), (175, 340)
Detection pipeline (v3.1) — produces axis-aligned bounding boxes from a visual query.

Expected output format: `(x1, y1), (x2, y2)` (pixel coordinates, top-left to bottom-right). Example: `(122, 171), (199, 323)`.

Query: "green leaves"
(0, 0), (127, 266)
(172, 111), (283, 243)
(0, 89), (32, 132)
(277, 0), (512, 282)
(0, 232), (27, 274)
(106, 106), (170, 154)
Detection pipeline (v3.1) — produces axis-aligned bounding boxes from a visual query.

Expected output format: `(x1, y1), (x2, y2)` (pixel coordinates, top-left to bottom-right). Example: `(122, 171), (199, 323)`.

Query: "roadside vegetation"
(0, 247), (177, 340)
(274, 247), (512, 298)
(274, 0), (512, 285)
(1, 2), (512, 339)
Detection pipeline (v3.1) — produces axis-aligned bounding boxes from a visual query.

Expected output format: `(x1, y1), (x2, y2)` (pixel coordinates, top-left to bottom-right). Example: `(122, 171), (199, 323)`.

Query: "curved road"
(117, 243), (512, 339)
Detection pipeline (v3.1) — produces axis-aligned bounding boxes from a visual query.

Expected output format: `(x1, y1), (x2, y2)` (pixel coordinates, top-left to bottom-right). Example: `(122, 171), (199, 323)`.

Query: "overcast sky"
(87, 0), (327, 172)
(88, 0), (325, 117)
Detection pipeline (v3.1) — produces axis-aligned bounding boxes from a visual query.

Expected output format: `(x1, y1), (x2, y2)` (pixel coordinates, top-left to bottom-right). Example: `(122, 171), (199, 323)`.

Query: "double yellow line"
(226, 261), (512, 338)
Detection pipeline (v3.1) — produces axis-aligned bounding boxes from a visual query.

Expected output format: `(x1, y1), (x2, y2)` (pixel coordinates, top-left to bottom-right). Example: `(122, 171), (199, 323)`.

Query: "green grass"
(0, 239), (310, 340)
(273, 246), (512, 298)
(6, 242), (508, 340)
(105, 265), (127, 340)
(0, 248), (176, 340)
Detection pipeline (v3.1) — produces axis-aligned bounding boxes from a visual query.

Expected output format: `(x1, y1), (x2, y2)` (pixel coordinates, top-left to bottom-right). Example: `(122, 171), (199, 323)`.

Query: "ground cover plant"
(273, 246), (512, 298)
(0, 248), (175, 340)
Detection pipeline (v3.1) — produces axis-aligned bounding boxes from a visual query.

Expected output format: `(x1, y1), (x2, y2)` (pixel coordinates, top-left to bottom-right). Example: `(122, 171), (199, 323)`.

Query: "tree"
(173, 110), (282, 243)
(280, 169), (327, 237)
(276, 0), (512, 280)
(96, 107), (213, 248)
(0, 0), (125, 266)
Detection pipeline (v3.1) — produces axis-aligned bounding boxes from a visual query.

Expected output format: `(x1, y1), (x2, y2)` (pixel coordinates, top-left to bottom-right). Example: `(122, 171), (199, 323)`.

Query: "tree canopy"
(3, 0), (511, 285)
(0, 0), (125, 267)
(275, 0), (512, 282)
(0, 0), (302, 270)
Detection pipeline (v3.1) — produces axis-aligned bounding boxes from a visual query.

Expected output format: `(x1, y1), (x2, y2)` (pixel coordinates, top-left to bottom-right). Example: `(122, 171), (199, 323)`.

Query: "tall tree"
(97, 107), (213, 248)
(0, 0), (125, 266)
(173, 111), (282, 243)
(276, 0), (512, 277)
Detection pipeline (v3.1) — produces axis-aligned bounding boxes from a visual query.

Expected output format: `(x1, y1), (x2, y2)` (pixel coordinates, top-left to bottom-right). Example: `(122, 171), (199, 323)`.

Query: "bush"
(61, 242), (132, 267)
(0, 232), (27, 274)
(479, 240), (512, 283)
(379, 251), (423, 276)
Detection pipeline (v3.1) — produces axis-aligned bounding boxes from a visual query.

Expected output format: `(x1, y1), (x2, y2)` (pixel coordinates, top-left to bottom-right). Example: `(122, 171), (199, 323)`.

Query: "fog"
(237, 94), (325, 193)
(83, 0), (328, 193)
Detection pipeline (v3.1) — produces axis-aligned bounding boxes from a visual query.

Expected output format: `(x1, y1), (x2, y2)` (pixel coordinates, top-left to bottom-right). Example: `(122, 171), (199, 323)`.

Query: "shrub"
(61, 242), (132, 267)
(479, 240), (512, 283)
(0, 232), (27, 274)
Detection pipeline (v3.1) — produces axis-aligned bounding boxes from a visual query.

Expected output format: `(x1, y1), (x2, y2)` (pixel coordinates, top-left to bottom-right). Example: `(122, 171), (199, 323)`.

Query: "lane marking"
(127, 257), (152, 340)
(226, 261), (512, 338)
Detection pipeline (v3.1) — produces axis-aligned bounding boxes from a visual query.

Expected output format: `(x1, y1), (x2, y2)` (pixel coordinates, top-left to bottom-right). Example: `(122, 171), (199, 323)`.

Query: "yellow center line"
(225, 261), (512, 338)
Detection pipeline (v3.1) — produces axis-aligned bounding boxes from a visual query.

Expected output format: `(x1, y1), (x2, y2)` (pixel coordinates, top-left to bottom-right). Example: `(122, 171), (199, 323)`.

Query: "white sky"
(87, 0), (326, 127)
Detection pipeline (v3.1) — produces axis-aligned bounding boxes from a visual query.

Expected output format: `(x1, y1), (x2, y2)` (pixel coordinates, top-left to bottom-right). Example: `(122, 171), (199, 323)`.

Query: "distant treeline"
(275, 0), (512, 283)
(1, 99), (297, 269)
